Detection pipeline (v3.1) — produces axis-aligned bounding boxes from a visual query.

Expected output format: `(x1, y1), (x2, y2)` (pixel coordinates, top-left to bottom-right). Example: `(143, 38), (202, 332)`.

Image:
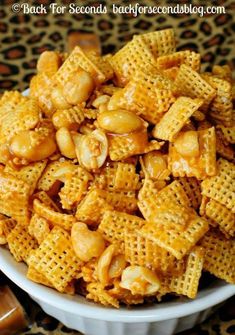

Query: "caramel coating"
(10, 130), (57, 162)
(56, 127), (76, 159)
(71, 222), (105, 262)
(76, 129), (108, 170)
(174, 131), (200, 157)
(63, 69), (94, 105)
(97, 110), (143, 134)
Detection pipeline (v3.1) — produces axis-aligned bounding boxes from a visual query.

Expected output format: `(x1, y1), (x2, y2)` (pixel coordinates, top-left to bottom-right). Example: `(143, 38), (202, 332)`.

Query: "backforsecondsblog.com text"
(11, 2), (226, 17)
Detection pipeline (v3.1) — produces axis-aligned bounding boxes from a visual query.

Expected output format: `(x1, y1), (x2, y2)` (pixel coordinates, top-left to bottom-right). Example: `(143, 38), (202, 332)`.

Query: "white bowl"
(1, 247), (235, 335)
(1, 89), (235, 334)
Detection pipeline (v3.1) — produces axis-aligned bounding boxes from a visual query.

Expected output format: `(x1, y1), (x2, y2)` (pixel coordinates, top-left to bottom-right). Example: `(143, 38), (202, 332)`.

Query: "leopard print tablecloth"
(0, 0), (235, 92)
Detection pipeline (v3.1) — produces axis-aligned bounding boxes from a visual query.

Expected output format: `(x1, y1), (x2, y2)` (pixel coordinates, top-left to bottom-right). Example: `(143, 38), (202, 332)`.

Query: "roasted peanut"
(37, 51), (61, 76)
(108, 254), (127, 279)
(120, 266), (161, 295)
(107, 90), (124, 111)
(174, 131), (199, 157)
(10, 130), (57, 162)
(79, 123), (96, 135)
(97, 244), (115, 285)
(143, 152), (168, 180)
(71, 222), (105, 262)
(71, 132), (83, 147)
(52, 162), (77, 183)
(51, 85), (71, 110)
(63, 69), (94, 105)
(97, 245), (126, 284)
(97, 110), (143, 134)
(52, 108), (83, 131)
(92, 95), (110, 110)
(56, 127), (76, 159)
(76, 129), (108, 170)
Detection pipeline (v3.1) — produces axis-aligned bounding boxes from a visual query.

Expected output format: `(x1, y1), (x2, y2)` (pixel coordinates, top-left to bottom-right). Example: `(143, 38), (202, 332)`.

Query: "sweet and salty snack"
(0, 28), (234, 308)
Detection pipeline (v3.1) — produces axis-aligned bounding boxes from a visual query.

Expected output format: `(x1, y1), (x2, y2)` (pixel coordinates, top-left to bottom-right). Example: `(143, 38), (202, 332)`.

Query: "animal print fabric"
(0, 0), (235, 92)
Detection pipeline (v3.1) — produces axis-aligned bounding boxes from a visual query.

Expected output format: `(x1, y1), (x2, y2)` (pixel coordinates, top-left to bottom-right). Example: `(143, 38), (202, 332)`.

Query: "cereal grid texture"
(28, 226), (82, 292)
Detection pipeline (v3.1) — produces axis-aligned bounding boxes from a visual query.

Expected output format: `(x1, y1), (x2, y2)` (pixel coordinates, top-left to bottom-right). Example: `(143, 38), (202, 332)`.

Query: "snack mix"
(0, 29), (234, 308)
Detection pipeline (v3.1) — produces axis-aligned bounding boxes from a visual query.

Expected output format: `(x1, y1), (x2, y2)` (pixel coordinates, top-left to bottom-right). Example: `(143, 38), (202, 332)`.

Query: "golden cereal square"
(119, 80), (175, 124)
(177, 177), (202, 209)
(173, 65), (216, 110)
(93, 162), (119, 190)
(161, 247), (204, 298)
(0, 99), (40, 142)
(88, 51), (114, 81)
(98, 210), (145, 250)
(33, 199), (76, 231)
(205, 199), (235, 237)
(103, 190), (138, 214)
(4, 161), (47, 195)
(153, 97), (203, 142)
(138, 180), (190, 222)
(27, 226), (82, 292)
(199, 229), (235, 284)
(27, 265), (53, 288)
(113, 163), (139, 190)
(29, 73), (54, 117)
(216, 130), (235, 162)
(217, 126), (235, 144)
(0, 218), (16, 245)
(7, 224), (38, 262)
(76, 189), (113, 226)
(110, 37), (156, 86)
(59, 166), (93, 210)
(108, 132), (144, 161)
(212, 64), (233, 82)
(86, 283), (119, 308)
(54, 45), (106, 85)
(198, 127), (217, 177)
(206, 76), (233, 127)
(137, 29), (176, 58)
(156, 51), (200, 72)
(132, 68), (174, 91)
(33, 191), (61, 212)
(108, 131), (164, 162)
(28, 214), (50, 244)
(148, 202), (194, 228)
(168, 127), (217, 179)
(140, 215), (208, 260)
(0, 91), (27, 122)
(124, 228), (178, 275)
(201, 158), (235, 212)
(0, 172), (31, 225)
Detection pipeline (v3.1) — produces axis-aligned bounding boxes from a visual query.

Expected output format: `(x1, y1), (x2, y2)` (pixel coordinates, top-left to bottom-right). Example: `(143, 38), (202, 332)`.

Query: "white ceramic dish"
(1, 247), (235, 335)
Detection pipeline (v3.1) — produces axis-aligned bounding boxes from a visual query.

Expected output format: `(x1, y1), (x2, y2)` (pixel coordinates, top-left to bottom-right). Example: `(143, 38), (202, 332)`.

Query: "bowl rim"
(1, 247), (235, 323)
